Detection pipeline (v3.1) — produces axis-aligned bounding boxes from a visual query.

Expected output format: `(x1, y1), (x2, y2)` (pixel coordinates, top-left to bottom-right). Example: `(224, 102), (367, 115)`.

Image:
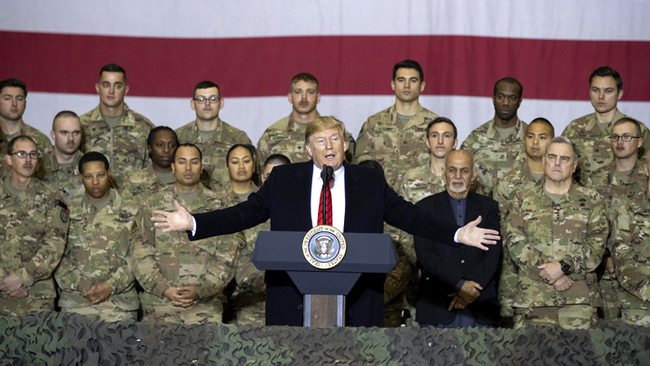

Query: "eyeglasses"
(10, 151), (39, 159)
(609, 134), (641, 142)
(193, 96), (221, 104)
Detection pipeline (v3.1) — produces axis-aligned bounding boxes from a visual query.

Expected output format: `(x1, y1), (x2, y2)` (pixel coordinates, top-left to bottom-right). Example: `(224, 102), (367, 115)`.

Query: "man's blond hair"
(305, 116), (347, 143)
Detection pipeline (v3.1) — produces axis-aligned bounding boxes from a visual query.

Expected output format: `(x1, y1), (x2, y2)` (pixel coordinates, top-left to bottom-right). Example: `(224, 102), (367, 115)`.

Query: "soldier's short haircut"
(493, 77), (523, 98)
(263, 154), (291, 170)
(528, 117), (555, 136)
(393, 59), (424, 81)
(589, 66), (622, 91)
(79, 151), (109, 174)
(6, 135), (37, 155)
(193, 80), (220, 97)
(613, 117), (641, 136)
(52, 110), (80, 130)
(305, 116), (347, 144)
(290, 73), (319, 91)
(358, 159), (385, 177)
(0, 78), (27, 97)
(147, 126), (179, 147)
(172, 142), (202, 161)
(99, 63), (126, 83)
(426, 117), (458, 140)
(545, 136), (577, 160)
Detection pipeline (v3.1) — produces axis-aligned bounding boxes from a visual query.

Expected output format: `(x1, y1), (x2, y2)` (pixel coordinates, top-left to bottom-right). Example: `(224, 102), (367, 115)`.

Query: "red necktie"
(318, 176), (333, 226)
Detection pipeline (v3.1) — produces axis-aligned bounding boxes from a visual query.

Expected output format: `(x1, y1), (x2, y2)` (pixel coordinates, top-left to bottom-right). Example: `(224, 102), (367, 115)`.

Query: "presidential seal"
(302, 225), (347, 269)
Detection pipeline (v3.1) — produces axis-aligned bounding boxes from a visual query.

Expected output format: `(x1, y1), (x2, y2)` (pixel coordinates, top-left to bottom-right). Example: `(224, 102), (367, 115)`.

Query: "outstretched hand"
(152, 200), (194, 233)
(456, 216), (500, 251)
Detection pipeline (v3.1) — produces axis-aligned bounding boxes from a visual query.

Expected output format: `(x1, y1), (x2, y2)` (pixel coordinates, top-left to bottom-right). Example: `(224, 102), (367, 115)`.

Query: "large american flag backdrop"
(2, 0), (649, 144)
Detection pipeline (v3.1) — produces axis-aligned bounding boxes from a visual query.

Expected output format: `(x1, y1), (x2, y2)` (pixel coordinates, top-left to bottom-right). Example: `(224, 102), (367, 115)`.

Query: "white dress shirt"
(310, 164), (346, 231)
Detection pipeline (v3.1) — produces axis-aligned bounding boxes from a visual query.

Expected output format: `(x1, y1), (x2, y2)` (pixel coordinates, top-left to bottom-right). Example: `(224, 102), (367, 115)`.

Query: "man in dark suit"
(415, 150), (501, 327)
(153, 116), (500, 327)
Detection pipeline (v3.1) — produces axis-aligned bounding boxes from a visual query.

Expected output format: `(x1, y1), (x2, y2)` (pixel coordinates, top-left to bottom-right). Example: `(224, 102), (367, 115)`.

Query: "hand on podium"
(152, 200), (194, 232)
(456, 216), (500, 251)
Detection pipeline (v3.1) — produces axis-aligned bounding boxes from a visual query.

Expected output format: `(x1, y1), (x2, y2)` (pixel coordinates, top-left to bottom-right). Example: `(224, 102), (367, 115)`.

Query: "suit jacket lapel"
(294, 162), (315, 230)
(344, 163), (362, 230)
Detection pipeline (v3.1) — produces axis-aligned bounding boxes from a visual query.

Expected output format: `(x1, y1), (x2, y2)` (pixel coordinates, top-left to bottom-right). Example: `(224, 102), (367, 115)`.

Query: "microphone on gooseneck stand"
(321, 165), (333, 225)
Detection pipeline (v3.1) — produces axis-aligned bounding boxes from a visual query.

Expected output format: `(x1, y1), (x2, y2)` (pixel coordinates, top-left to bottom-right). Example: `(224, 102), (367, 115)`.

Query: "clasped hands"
(163, 286), (199, 307)
(448, 280), (482, 311)
(0, 274), (28, 298)
(538, 262), (573, 292)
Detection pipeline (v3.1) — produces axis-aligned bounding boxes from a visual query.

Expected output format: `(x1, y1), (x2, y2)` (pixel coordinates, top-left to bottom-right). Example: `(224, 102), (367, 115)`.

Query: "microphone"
(321, 165), (334, 183)
(321, 165), (334, 226)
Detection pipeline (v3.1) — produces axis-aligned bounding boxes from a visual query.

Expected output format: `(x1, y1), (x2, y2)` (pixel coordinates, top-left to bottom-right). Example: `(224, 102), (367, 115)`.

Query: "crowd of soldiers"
(0, 60), (649, 330)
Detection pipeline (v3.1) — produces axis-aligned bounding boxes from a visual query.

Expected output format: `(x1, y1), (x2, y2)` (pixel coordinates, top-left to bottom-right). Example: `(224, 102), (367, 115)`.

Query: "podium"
(252, 230), (397, 327)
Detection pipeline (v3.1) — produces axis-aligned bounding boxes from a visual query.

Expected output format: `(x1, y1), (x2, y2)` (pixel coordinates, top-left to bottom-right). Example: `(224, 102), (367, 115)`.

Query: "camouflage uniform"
(398, 162), (447, 204)
(562, 110), (650, 186)
(176, 119), (252, 190)
(506, 180), (608, 329)
(120, 164), (175, 204)
(390, 166), (447, 326)
(0, 122), (53, 180)
(612, 197), (650, 326)
(41, 150), (85, 203)
(257, 113), (356, 165)
(0, 178), (69, 316)
(214, 183), (267, 326)
(132, 184), (238, 324)
(491, 159), (543, 318)
(80, 104), (155, 187)
(354, 105), (438, 189)
(461, 118), (528, 195)
(55, 189), (139, 321)
(588, 160), (648, 320)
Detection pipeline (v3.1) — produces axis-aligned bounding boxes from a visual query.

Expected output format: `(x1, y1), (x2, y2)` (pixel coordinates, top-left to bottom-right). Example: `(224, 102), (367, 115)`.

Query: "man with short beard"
(0, 136), (69, 316)
(461, 77), (527, 195)
(42, 110), (85, 203)
(414, 150), (501, 328)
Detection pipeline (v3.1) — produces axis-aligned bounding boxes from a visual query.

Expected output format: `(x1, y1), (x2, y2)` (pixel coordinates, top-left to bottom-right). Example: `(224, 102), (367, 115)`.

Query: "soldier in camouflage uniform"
(493, 118), (554, 321)
(176, 81), (252, 190)
(611, 160), (650, 326)
(393, 117), (459, 325)
(218, 145), (275, 326)
(354, 60), (438, 190)
(0, 136), (69, 316)
(132, 143), (238, 324)
(42, 111), (85, 203)
(257, 73), (355, 164)
(122, 126), (178, 202)
(461, 77), (527, 195)
(0, 78), (53, 179)
(586, 118), (648, 321)
(55, 152), (139, 321)
(80, 63), (155, 188)
(506, 137), (608, 329)
(562, 66), (650, 186)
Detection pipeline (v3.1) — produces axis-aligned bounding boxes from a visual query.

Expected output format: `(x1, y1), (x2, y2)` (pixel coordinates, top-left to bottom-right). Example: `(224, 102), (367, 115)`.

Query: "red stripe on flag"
(2, 31), (649, 101)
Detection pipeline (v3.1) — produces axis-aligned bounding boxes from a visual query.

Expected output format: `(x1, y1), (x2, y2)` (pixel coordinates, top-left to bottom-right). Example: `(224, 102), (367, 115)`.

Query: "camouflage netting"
(1, 312), (649, 365)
